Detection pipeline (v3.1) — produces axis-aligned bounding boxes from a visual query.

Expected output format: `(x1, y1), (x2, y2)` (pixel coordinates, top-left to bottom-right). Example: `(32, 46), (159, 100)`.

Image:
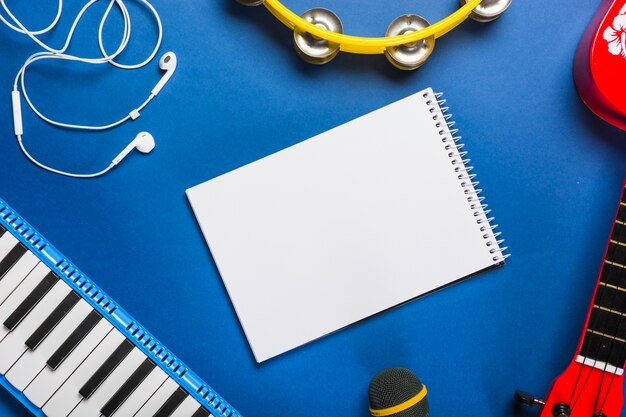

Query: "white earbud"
(16, 131), (156, 178)
(112, 132), (156, 166)
(151, 52), (177, 96)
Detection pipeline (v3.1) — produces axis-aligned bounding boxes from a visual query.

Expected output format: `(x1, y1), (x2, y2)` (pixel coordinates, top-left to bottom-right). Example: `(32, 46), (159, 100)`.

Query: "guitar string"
(591, 254), (626, 414)
(585, 198), (626, 413)
(584, 193), (626, 414)
(593, 196), (626, 414)
(571, 360), (595, 410)
(570, 192), (626, 411)
(568, 214), (620, 409)
(598, 362), (619, 414)
(569, 275), (608, 408)
(569, 253), (608, 411)
(598, 329), (626, 414)
(597, 199), (626, 414)
(592, 257), (626, 414)
(568, 276), (603, 409)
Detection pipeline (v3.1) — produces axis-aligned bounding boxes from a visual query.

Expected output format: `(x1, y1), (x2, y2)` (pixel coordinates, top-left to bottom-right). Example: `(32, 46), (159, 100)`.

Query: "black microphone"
(368, 367), (429, 417)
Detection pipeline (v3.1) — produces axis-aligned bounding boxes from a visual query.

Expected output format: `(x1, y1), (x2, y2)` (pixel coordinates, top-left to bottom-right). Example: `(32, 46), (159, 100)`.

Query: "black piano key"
(4, 272), (57, 331)
(100, 358), (156, 417)
(154, 387), (188, 417)
(25, 291), (80, 350)
(191, 407), (211, 417)
(0, 243), (27, 280)
(47, 310), (102, 370)
(79, 339), (134, 399)
(0, 224), (6, 238)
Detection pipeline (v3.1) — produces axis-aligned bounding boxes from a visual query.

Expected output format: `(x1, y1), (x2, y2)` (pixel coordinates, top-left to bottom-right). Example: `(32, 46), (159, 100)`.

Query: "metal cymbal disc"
(460, 0), (512, 22)
(235, 0), (264, 6)
(293, 8), (343, 65)
(384, 15), (434, 71)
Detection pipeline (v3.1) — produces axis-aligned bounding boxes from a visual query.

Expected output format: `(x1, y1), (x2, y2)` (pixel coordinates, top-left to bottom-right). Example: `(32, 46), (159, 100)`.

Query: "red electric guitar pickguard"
(516, 184), (626, 417)
(574, 0), (626, 131)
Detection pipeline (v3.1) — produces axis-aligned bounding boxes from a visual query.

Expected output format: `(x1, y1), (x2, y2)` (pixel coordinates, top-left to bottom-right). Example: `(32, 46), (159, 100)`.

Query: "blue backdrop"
(1, 1), (626, 416)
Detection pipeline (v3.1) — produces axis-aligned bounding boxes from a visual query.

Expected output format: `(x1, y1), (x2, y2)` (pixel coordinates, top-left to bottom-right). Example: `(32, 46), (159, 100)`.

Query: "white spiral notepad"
(187, 88), (508, 362)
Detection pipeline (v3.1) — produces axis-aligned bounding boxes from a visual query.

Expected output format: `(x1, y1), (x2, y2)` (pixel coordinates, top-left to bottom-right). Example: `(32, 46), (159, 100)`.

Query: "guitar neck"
(578, 185), (626, 374)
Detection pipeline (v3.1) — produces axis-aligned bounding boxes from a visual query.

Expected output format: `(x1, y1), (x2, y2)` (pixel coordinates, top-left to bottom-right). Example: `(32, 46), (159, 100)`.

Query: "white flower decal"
(604, 3), (626, 57)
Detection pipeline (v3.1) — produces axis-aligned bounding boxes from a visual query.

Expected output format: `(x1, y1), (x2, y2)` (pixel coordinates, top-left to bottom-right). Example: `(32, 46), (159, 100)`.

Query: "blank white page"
(187, 88), (503, 362)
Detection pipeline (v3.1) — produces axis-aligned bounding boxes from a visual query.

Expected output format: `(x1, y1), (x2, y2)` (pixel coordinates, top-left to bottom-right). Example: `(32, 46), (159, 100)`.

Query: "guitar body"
(574, 0), (626, 131)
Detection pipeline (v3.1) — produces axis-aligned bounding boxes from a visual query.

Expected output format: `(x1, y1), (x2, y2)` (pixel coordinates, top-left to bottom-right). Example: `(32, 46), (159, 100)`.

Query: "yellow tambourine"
(236, 0), (511, 69)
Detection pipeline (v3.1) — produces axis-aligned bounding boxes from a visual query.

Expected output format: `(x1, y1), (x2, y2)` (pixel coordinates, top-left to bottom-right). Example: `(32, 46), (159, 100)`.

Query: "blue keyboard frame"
(0, 198), (242, 417)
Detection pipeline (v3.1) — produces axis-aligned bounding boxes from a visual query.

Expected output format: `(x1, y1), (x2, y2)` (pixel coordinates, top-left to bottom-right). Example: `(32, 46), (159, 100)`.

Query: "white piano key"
(0, 231), (18, 259)
(0, 251), (39, 305)
(110, 366), (169, 417)
(170, 395), (204, 417)
(0, 263), (50, 337)
(0, 280), (70, 374)
(42, 329), (125, 417)
(5, 299), (92, 391)
(134, 377), (180, 417)
(24, 319), (113, 408)
(67, 347), (146, 417)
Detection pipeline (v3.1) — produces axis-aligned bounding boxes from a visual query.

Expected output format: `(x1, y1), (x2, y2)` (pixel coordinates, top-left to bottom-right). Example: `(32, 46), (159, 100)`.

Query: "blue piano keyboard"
(0, 198), (242, 417)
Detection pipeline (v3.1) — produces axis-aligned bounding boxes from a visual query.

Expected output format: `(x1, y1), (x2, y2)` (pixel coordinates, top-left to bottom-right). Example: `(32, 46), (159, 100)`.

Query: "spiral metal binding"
(424, 91), (510, 263)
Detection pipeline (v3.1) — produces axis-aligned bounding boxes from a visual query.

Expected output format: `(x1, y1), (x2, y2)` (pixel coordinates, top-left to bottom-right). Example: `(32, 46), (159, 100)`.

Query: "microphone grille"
(368, 367), (429, 417)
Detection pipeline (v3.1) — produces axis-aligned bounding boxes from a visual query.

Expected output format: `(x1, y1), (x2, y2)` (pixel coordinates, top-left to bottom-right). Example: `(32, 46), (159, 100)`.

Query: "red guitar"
(514, 4), (626, 416)
(516, 184), (626, 416)
(574, 0), (626, 131)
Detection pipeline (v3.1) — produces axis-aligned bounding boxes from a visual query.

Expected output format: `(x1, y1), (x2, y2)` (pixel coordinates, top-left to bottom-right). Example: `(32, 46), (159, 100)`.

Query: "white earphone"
(152, 52), (178, 97)
(112, 132), (156, 166)
(1, 0), (176, 178)
(17, 132), (156, 179)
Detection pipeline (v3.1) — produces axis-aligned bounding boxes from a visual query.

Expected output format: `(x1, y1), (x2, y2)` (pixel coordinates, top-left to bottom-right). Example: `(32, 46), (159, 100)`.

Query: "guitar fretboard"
(579, 188), (626, 370)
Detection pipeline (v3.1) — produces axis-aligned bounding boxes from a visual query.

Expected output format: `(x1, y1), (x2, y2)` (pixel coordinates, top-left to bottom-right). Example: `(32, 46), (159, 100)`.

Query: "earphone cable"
(0, 0), (62, 35)
(3, 0), (162, 129)
(17, 136), (114, 178)
(1, 0), (165, 178)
